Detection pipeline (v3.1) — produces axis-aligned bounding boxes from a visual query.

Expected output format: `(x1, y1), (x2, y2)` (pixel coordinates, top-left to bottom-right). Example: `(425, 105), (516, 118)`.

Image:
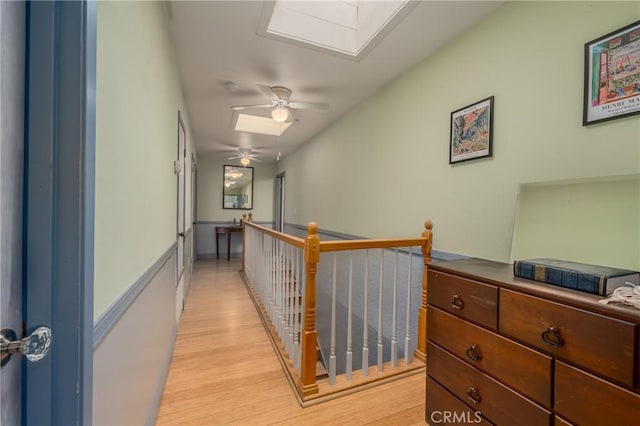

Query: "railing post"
(300, 222), (320, 396)
(415, 219), (432, 362)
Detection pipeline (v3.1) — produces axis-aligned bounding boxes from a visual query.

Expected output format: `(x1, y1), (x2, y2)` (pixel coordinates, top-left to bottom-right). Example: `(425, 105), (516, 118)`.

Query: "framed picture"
(583, 20), (640, 126)
(450, 96), (494, 164)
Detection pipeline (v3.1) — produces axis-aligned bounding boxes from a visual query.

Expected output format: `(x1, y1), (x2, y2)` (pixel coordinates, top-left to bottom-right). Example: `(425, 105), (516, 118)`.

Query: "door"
(176, 111), (186, 319)
(1, 2), (95, 424)
(0, 2), (26, 424)
(191, 154), (197, 272)
(274, 172), (285, 232)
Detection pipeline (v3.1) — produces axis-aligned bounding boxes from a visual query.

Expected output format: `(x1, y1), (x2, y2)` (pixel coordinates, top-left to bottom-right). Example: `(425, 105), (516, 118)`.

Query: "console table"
(426, 258), (640, 425)
(215, 225), (243, 261)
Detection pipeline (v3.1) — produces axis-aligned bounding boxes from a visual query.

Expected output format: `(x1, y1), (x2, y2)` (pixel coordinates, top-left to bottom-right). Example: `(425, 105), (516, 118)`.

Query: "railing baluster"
(266, 236), (271, 320)
(283, 242), (288, 341)
(284, 243), (289, 350)
(405, 247), (412, 363)
(279, 240), (282, 334)
(279, 240), (285, 339)
(362, 249), (369, 376)
(391, 248), (398, 368)
(288, 245), (294, 356)
(329, 253), (337, 385)
(267, 235), (271, 318)
(377, 249), (384, 372)
(300, 245), (306, 374)
(268, 237), (272, 321)
(271, 237), (276, 324)
(293, 247), (300, 371)
(346, 251), (353, 380)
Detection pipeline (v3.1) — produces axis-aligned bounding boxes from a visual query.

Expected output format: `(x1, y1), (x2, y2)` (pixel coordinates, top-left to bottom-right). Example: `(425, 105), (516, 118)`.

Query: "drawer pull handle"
(541, 326), (564, 348)
(451, 295), (464, 310)
(466, 345), (482, 362)
(467, 387), (481, 404)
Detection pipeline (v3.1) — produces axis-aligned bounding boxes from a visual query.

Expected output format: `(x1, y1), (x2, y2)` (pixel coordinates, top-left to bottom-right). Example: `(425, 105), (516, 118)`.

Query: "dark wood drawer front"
(427, 342), (551, 426)
(428, 307), (552, 407)
(555, 361), (640, 425)
(428, 270), (498, 329)
(427, 376), (492, 426)
(499, 289), (636, 386)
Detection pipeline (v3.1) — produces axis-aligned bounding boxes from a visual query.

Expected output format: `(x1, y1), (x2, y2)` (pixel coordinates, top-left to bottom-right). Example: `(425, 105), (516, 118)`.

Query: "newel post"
(415, 219), (433, 362)
(300, 222), (320, 395)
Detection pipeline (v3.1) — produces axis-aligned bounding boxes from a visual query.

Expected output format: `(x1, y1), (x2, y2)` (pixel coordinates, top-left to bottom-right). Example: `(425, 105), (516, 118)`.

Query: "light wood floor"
(156, 260), (427, 425)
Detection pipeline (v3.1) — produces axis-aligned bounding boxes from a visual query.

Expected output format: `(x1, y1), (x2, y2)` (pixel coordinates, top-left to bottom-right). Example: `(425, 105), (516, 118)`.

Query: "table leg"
(216, 232), (220, 260)
(227, 232), (231, 261)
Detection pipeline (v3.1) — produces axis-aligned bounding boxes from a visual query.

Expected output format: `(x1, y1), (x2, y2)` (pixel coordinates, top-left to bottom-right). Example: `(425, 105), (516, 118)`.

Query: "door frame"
(176, 110), (186, 284)
(24, 1), (96, 424)
(274, 172), (285, 232)
(191, 153), (197, 271)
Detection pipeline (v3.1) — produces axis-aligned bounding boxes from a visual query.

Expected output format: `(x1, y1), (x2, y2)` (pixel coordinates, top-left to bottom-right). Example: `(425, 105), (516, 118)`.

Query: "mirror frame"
(223, 165), (254, 210)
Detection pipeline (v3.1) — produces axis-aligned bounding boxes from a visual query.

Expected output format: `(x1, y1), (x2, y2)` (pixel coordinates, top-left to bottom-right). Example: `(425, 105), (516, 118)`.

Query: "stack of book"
(513, 258), (640, 296)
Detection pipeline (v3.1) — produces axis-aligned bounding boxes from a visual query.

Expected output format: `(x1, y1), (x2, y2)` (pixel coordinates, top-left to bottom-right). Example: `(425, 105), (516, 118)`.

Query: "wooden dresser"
(425, 258), (640, 425)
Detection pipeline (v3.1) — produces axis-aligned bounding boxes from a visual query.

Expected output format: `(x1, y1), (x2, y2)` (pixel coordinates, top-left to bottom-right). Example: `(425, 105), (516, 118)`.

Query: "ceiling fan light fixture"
(240, 156), (250, 166)
(271, 107), (288, 123)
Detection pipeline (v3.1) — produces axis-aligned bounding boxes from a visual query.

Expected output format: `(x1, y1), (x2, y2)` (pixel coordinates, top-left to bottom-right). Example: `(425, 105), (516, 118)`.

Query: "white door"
(176, 112), (186, 320)
(0, 2), (26, 424)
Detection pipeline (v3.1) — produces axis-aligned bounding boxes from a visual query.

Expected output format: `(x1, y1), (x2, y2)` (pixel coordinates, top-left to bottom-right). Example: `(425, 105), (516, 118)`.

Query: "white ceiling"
(167, 1), (502, 162)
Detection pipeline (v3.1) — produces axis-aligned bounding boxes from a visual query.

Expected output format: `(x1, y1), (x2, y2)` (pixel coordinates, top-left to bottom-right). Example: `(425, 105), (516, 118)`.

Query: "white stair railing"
(241, 220), (432, 402)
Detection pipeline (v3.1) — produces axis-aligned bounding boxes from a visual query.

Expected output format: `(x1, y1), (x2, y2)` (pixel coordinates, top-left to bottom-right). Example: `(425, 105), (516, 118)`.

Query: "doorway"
(176, 111), (186, 320)
(191, 153), (197, 272)
(274, 172), (285, 232)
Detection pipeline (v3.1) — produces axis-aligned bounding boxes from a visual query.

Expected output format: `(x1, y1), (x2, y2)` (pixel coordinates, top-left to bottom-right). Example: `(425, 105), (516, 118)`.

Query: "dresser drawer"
(499, 289), (636, 386)
(428, 270), (498, 329)
(427, 376), (492, 425)
(555, 361), (640, 425)
(428, 307), (552, 407)
(427, 342), (551, 425)
(554, 416), (573, 426)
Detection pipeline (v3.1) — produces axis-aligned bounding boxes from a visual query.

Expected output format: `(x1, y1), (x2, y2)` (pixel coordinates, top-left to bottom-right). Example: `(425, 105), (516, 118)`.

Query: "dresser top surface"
(429, 258), (640, 323)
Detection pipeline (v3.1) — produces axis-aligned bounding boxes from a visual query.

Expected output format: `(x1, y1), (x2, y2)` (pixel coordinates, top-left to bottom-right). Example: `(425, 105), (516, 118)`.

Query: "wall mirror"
(223, 165), (254, 209)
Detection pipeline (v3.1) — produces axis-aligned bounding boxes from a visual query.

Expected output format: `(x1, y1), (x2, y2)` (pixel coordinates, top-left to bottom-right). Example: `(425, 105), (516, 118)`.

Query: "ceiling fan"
(231, 85), (329, 123)
(225, 147), (261, 166)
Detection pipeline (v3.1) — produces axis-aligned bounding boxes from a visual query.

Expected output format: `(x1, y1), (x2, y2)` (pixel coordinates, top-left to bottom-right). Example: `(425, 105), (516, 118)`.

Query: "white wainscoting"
(93, 244), (179, 426)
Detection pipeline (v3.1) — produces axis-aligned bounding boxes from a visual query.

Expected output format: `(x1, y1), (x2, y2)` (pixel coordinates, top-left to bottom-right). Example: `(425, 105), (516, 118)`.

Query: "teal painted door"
(0, 2), (26, 424)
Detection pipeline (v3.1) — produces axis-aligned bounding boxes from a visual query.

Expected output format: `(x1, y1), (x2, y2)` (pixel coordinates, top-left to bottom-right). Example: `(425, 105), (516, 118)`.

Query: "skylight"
(235, 113), (292, 136)
(257, 0), (417, 61)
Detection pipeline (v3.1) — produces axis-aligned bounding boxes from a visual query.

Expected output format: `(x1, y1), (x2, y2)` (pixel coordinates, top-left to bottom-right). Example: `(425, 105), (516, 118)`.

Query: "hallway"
(156, 260), (426, 425)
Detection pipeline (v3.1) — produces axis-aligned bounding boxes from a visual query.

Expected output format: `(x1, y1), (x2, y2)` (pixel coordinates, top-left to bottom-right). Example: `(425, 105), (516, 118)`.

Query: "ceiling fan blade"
(285, 107), (298, 123)
(231, 103), (273, 111)
(288, 101), (329, 112)
(257, 84), (277, 100)
(225, 155), (242, 159)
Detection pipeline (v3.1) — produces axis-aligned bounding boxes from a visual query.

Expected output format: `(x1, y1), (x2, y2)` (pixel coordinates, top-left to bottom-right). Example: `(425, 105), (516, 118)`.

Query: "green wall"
(95, 1), (196, 318)
(279, 1), (640, 262)
(197, 155), (276, 222)
(511, 175), (640, 270)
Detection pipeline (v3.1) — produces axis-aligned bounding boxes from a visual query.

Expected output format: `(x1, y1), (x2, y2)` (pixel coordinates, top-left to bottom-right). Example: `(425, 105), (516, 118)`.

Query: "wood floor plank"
(156, 260), (426, 425)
